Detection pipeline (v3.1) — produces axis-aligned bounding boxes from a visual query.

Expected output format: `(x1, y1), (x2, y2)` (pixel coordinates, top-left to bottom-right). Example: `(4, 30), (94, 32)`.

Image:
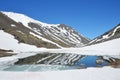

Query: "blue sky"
(0, 0), (120, 39)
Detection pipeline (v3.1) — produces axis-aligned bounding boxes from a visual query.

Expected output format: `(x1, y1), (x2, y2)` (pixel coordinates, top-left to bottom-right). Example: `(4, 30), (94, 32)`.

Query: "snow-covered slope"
(89, 24), (120, 44)
(0, 30), (45, 52)
(46, 38), (120, 56)
(0, 11), (90, 49)
(2, 11), (59, 30)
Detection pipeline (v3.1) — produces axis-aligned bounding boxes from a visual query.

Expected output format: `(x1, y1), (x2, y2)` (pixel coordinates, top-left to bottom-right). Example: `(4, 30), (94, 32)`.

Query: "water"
(2, 55), (108, 71)
(75, 56), (108, 67)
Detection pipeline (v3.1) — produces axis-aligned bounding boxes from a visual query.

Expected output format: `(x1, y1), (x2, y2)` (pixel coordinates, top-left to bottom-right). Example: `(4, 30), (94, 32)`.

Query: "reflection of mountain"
(15, 54), (109, 67)
(15, 53), (84, 66)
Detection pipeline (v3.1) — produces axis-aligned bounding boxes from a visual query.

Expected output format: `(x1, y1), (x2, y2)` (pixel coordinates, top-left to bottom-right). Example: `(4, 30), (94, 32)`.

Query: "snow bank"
(47, 38), (120, 55)
(0, 67), (120, 80)
(0, 30), (45, 52)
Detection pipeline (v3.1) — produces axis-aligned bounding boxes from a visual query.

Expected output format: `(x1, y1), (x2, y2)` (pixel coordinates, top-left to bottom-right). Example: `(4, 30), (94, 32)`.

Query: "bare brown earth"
(108, 59), (120, 68)
(0, 49), (15, 57)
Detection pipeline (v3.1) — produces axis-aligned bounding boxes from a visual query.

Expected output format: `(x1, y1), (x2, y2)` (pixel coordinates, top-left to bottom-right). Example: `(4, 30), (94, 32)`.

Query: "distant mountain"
(0, 11), (90, 50)
(88, 24), (120, 63)
(89, 24), (120, 45)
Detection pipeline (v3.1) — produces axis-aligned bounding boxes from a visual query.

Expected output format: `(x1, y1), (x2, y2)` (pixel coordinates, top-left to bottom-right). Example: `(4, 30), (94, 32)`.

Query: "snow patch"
(2, 11), (59, 28)
(102, 34), (109, 39)
(0, 30), (43, 52)
(111, 25), (120, 37)
(30, 32), (62, 48)
(11, 24), (16, 27)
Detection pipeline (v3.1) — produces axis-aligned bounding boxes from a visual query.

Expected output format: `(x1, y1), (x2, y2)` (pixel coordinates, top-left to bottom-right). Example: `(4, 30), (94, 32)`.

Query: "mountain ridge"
(0, 11), (90, 51)
(89, 24), (120, 45)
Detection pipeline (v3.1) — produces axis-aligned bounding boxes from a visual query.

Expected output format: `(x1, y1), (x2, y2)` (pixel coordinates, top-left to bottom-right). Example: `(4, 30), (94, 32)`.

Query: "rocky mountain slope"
(0, 11), (90, 49)
(89, 24), (120, 45)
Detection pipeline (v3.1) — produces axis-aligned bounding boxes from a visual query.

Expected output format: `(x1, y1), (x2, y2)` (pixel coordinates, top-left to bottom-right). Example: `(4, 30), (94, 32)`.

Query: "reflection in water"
(4, 65), (76, 71)
(2, 53), (110, 71)
(75, 56), (108, 67)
